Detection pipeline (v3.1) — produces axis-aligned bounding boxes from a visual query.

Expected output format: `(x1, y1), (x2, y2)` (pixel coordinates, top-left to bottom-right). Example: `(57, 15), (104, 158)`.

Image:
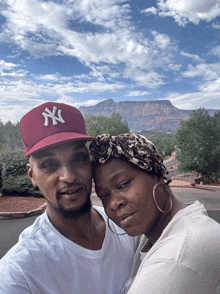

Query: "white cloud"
(167, 63), (182, 71)
(55, 96), (104, 108)
(169, 60), (220, 110)
(141, 7), (157, 15)
(90, 65), (105, 82)
(210, 45), (220, 57)
(0, 60), (18, 71)
(180, 51), (204, 62)
(181, 63), (220, 100)
(0, 72), (125, 108)
(212, 22), (220, 28)
(0, 79), (41, 100)
(0, 80), (104, 122)
(70, 0), (131, 30)
(182, 63), (220, 80)
(124, 69), (165, 88)
(144, 0), (220, 26)
(51, 80), (125, 95)
(73, 99), (104, 108)
(36, 74), (72, 82)
(200, 77), (220, 92)
(151, 31), (171, 49)
(0, 98), (46, 123)
(0, 60), (28, 80)
(0, 71), (26, 78)
(168, 92), (220, 110)
(36, 74), (61, 81)
(0, 0), (179, 89)
(127, 91), (151, 97)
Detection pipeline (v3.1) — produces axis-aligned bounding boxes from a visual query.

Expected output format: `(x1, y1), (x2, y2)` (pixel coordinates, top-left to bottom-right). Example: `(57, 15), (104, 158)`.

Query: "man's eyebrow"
(31, 143), (87, 160)
(32, 150), (54, 160)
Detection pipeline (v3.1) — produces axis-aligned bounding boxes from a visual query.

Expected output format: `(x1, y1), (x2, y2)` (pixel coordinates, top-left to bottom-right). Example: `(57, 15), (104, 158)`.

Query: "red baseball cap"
(20, 102), (95, 158)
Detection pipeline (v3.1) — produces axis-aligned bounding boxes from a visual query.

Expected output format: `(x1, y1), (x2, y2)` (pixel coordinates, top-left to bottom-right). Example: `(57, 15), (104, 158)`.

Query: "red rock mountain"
(79, 99), (219, 133)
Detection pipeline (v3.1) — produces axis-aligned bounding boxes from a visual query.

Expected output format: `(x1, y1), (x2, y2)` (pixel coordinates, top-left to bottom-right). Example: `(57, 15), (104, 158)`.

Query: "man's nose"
(59, 165), (78, 183)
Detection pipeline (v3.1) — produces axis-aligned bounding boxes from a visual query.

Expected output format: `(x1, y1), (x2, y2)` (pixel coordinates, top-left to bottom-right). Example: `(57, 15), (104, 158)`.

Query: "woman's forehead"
(94, 157), (140, 179)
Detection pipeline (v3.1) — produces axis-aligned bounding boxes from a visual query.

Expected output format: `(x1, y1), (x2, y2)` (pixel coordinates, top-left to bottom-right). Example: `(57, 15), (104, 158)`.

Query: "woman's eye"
(119, 180), (131, 189)
(99, 193), (110, 201)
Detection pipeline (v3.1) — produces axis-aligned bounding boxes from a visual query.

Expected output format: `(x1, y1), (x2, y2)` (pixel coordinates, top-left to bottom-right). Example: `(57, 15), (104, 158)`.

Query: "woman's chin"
(122, 227), (142, 237)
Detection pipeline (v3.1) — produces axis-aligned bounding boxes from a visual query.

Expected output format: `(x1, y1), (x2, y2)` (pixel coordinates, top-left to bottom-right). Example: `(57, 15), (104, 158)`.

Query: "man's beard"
(57, 192), (92, 220)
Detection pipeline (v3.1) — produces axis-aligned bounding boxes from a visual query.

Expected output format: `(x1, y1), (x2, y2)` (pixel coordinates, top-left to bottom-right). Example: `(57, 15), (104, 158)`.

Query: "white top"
(0, 206), (138, 294)
(124, 201), (220, 294)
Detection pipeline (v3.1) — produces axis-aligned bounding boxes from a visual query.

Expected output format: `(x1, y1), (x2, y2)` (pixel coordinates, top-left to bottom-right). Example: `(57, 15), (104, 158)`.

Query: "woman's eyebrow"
(95, 171), (129, 190)
(110, 171), (130, 183)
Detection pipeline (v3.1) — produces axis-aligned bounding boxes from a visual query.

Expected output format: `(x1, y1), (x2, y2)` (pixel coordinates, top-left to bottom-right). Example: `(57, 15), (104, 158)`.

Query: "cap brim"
(24, 132), (96, 158)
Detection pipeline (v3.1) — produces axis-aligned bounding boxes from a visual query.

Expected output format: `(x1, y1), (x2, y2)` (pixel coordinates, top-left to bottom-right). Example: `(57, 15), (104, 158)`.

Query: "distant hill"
(79, 99), (220, 133)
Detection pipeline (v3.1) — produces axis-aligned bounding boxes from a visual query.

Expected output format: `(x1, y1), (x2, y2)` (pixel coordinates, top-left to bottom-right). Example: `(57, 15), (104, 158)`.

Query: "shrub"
(0, 148), (43, 197)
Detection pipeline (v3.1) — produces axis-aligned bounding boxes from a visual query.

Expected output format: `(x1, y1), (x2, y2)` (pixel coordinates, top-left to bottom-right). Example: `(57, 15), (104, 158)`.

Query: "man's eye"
(42, 161), (58, 169)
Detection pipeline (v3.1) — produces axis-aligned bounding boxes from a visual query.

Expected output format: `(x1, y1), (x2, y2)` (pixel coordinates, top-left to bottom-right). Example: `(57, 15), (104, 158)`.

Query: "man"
(0, 102), (138, 293)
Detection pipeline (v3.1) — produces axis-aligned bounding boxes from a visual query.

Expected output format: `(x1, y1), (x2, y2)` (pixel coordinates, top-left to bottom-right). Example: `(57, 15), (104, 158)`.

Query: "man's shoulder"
(0, 213), (48, 265)
(18, 212), (48, 241)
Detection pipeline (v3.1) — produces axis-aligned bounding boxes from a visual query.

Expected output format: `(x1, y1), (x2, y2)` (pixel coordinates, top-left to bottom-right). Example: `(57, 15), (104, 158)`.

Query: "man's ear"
(26, 163), (38, 187)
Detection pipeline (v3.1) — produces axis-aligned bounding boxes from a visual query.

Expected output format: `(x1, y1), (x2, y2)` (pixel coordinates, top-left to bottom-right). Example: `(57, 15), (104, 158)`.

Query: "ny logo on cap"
(42, 106), (65, 127)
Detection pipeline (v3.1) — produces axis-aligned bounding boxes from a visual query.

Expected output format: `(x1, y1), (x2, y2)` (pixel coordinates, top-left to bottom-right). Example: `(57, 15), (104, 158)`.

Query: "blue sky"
(0, 0), (220, 123)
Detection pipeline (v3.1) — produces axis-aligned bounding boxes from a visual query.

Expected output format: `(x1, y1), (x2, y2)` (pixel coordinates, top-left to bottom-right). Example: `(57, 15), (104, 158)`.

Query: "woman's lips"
(118, 212), (136, 228)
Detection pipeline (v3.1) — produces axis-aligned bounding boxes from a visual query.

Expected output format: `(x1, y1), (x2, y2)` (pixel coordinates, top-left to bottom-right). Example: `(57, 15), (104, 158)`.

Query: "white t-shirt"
(125, 201), (220, 294)
(0, 206), (138, 294)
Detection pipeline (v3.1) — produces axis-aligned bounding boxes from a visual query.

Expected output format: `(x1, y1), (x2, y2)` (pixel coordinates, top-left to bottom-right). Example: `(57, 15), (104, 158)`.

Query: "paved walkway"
(171, 186), (220, 210)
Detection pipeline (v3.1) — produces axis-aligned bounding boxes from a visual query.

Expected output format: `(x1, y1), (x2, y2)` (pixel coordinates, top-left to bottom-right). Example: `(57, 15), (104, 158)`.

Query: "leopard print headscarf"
(89, 133), (171, 183)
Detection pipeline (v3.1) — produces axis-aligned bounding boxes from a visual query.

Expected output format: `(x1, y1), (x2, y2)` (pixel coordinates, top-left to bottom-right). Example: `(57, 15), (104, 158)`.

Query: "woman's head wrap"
(89, 133), (171, 184)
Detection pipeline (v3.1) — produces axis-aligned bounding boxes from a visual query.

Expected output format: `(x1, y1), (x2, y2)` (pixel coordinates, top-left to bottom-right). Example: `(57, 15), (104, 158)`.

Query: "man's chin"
(57, 197), (92, 220)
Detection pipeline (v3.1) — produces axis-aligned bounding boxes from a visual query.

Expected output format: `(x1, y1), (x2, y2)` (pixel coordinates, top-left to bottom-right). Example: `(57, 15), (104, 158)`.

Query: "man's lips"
(117, 212), (136, 227)
(58, 186), (84, 196)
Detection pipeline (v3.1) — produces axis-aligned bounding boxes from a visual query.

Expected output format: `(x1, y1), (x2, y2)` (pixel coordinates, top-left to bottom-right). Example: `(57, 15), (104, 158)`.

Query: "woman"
(90, 133), (220, 294)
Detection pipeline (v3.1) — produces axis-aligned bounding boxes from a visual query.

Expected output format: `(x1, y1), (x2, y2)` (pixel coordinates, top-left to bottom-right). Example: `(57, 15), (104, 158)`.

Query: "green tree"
(3, 121), (23, 149)
(85, 113), (130, 137)
(141, 132), (176, 158)
(176, 108), (220, 183)
(0, 121), (23, 150)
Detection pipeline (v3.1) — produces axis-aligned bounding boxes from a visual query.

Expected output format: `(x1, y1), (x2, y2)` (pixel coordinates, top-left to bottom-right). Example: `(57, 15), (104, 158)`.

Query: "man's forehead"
(30, 140), (87, 160)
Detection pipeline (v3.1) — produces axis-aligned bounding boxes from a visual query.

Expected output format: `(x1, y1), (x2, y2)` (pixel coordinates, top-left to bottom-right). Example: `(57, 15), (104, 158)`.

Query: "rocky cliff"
(79, 99), (219, 133)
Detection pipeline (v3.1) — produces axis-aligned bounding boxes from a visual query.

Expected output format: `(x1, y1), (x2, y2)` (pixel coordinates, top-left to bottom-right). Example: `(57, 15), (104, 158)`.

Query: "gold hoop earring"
(152, 182), (172, 213)
(107, 218), (126, 235)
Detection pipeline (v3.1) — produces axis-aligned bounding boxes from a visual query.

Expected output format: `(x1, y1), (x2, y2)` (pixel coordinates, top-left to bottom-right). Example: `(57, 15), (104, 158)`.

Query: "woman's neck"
(145, 196), (187, 248)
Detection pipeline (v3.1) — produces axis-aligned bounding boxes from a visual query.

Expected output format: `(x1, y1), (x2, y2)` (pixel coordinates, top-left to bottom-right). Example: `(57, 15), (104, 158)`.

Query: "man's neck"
(47, 206), (106, 250)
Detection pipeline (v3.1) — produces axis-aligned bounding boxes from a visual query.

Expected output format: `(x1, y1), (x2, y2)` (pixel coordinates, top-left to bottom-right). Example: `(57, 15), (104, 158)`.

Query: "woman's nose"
(110, 192), (126, 211)
(59, 165), (78, 183)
